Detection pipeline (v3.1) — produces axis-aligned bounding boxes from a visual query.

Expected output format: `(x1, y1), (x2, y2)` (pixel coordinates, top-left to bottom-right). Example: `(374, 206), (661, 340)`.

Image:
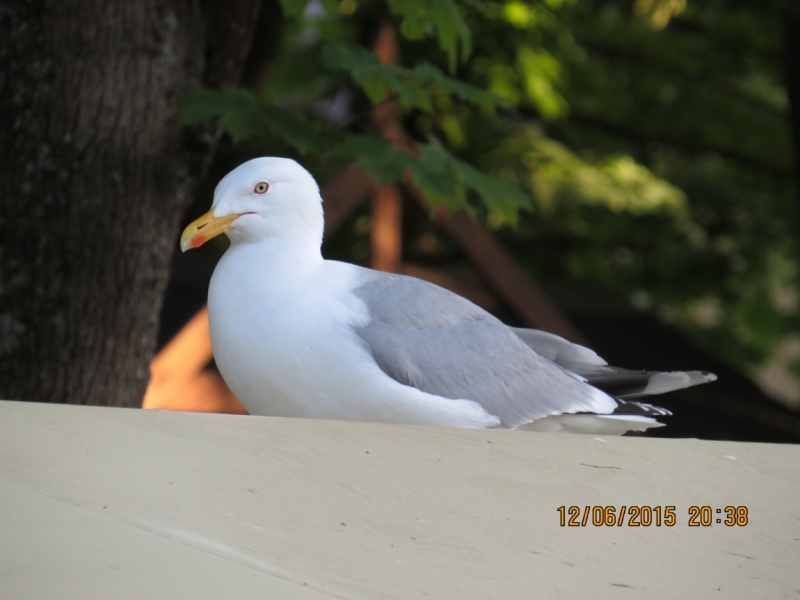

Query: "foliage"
(181, 90), (526, 220)
(179, 0), (799, 385)
(464, 0), (798, 371)
(320, 41), (504, 112)
(180, 89), (324, 151)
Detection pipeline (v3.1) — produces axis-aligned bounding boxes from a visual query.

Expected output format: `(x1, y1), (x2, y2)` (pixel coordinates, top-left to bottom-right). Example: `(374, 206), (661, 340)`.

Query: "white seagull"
(180, 157), (716, 434)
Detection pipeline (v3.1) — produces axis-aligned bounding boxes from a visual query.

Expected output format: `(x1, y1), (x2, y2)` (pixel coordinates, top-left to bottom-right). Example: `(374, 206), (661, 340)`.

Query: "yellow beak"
(180, 209), (241, 252)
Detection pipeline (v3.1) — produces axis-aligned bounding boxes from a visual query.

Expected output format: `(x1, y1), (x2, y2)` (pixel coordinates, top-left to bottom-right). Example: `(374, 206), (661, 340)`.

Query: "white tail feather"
(517, 414), (665, 435)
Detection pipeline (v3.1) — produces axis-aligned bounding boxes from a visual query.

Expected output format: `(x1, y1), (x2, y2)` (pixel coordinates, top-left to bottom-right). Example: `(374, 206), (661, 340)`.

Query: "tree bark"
(0, 0), (257, 406)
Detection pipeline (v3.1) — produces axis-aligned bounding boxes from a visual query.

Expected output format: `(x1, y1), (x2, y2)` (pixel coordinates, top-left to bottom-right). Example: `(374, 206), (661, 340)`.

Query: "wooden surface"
(1, 400), (798, 599)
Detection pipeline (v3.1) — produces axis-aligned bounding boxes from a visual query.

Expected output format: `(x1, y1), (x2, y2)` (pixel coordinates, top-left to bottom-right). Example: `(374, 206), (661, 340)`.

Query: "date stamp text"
(556, 505), (748, 527)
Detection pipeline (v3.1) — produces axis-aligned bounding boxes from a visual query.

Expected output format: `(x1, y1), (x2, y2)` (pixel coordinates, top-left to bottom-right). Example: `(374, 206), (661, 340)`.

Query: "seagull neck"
(228, 235), (323, 278)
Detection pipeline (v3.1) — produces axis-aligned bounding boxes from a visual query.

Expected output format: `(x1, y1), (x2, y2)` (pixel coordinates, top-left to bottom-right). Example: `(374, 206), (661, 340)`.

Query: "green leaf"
(260, 108), (326, 154)
(498, 126), (687, 215)
(386, 0), (472, 72)
(518, 46), (568, 119)
(322, 41), (504, 113)
(277, 0), (309, 19)
(454, 155), (531, 224)
(322, 42), (433, 111)
(411, 137), (531, 220)
(179, 89), (324, 154)
(317, 0), (339, 14)
(408, 141), (466, 210)
(331, 134), (416, 184)
(330, 132), (529, 223)
(413, 62), (507, 112)
(179, 89), (267, 142)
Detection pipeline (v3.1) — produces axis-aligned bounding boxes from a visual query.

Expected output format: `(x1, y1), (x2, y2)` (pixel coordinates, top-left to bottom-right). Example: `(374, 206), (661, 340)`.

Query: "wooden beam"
(367, 24), (404, 274)
(370, 184), (403, 273)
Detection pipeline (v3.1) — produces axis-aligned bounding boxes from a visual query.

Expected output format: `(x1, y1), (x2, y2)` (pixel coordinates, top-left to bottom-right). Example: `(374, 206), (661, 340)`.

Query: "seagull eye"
(254, 182), (270, 194)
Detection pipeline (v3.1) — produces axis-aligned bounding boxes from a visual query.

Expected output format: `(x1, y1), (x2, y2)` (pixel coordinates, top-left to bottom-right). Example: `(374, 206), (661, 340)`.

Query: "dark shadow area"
(572, 312), (800, 443)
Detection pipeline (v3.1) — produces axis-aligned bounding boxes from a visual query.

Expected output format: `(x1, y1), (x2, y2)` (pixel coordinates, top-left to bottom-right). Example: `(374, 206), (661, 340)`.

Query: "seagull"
(180, 157), (716, 434)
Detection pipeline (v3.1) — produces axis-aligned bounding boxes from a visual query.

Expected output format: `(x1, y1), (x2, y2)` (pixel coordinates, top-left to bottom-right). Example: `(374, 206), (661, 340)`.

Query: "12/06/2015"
(557, 505), (748, 527)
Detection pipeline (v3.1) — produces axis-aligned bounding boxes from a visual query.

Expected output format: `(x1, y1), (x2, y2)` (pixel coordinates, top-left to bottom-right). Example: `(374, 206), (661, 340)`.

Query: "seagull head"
(180, 157), (323, 252)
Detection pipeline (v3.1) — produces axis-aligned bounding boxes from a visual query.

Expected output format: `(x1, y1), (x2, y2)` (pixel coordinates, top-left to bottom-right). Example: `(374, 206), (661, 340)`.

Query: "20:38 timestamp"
(557, 505), (748, 527)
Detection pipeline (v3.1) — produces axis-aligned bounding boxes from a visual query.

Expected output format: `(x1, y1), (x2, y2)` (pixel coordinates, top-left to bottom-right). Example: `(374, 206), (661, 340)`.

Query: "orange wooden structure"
(142, 308), (246, 414)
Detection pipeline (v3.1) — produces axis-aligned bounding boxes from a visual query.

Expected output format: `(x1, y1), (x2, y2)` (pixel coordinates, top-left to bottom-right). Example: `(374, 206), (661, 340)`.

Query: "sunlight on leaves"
(633, 0), (687, 29)
(503, 126), (687, 215)
(502, 1), (537, 28)
(518, 46), (569, 119)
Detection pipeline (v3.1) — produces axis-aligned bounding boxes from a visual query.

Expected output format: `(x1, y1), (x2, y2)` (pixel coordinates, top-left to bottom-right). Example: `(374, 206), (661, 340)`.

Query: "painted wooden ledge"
(1, 400), (798, 599)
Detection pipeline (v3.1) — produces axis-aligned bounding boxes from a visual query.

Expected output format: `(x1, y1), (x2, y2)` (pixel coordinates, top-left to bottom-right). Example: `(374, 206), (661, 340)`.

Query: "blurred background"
(3, 0), (800, 443)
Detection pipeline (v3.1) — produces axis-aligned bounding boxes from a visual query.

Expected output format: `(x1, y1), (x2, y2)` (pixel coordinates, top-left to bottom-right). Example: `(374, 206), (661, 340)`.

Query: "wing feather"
(351, 271), (616, 428)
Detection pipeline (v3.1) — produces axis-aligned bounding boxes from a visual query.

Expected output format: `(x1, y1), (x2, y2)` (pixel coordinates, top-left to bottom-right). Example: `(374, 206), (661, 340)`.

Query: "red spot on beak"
(191, 235), (207, 248)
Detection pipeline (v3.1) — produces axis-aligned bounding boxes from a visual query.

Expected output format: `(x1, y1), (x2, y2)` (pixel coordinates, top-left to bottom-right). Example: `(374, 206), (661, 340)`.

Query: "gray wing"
(510, 327), (717, 399)
(509, 328), (607, 372)
(351, 271), (616, 428)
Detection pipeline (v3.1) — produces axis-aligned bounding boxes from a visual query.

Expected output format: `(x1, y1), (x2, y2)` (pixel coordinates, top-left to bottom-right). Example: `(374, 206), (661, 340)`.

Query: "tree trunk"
(0, 0), (257, 406)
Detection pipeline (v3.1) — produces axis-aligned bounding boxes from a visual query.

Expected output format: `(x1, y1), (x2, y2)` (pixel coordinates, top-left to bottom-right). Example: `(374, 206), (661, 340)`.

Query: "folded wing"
(351, 271), (619, 429)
